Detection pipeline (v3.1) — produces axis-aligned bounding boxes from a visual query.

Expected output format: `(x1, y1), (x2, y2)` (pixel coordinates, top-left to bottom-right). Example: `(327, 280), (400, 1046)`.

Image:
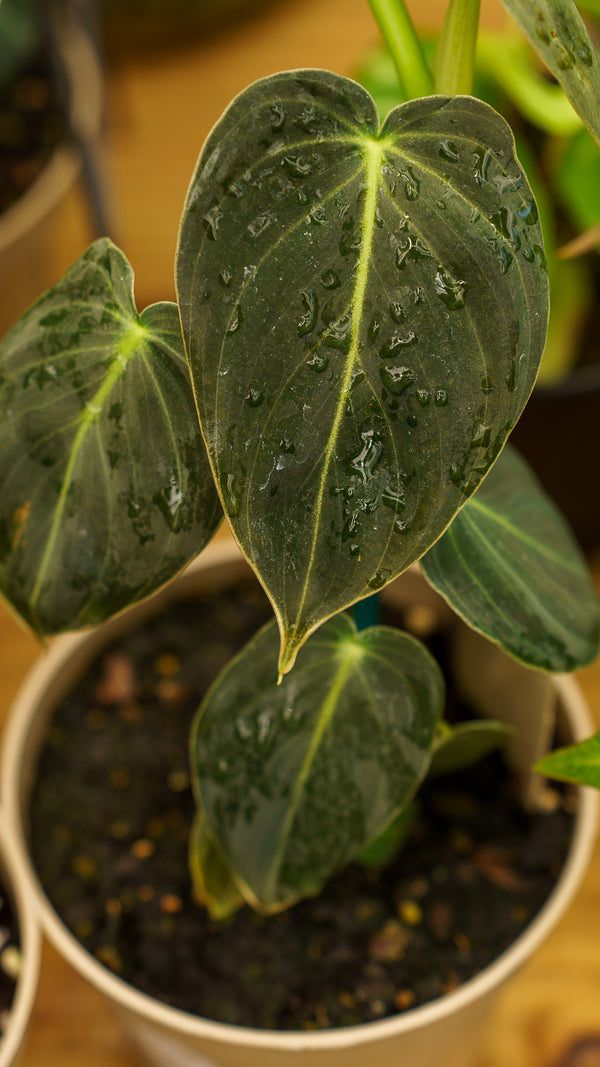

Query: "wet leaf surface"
(191, 614), (444, 911)
(177, 71), (549, 673)
(0, 239), (222, 633)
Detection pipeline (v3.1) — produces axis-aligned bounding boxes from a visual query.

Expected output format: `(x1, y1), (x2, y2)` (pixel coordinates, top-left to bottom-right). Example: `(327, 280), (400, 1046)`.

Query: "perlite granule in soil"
(28, 574), (575, 1030)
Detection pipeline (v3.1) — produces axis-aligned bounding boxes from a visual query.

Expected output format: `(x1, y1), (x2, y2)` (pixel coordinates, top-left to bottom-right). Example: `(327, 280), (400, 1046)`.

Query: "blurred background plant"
(356, 6), (600, 387)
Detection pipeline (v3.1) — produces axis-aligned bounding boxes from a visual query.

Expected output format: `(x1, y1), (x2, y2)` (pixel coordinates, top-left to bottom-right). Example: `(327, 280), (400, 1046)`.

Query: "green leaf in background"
(535, 731), (600, 789)
(0, 238), (222, 634)
(0, 0), (40, 87)
(177, 70), (549, 674)
(191, 614), (444, 912)
(477, 31), (582, 137)
(429, 719), (515, 777)
(188, 809), (245, 920)
(421, 444), (599, 671)
(499, 0), (600, 149)
(555, 126), (600, 238)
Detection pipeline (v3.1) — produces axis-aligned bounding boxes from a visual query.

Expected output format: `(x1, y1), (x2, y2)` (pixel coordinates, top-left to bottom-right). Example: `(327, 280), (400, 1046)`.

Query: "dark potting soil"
(0, 47), (67, 215)
(0, 878), (20, 1040)
(28, 575), (575, 1031)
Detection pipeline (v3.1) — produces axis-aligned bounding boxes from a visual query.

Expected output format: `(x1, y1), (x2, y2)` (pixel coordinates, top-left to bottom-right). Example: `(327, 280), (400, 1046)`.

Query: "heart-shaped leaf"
(535, 731), (600, 789)
(0, 238), (222, 634)
(420, 445), (600, 671)
(499, 0), (600, 149)
(177, 70), (548, 674)
(191, 614), (444, 912)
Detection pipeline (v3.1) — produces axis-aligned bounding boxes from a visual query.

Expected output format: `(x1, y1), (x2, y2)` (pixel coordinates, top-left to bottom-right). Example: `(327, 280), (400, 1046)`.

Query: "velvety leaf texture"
(0, 238), (222, 633)
(191, 614), (444, 912)
(177, 70), (549, 673)
(421, 445), (600, 671)
(500, 0), (600, 149)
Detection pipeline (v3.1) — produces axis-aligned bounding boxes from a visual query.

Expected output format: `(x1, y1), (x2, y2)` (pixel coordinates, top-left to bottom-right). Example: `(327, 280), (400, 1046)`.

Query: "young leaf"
(0, 238), (222, 634)
(535, 732), (600, 789)
(499, 0), (600, 149)
(428, 719), (515, 777)
(420, 444), (600, 671)
(177, 70), (549, 675)
(191, 614), (444, 913)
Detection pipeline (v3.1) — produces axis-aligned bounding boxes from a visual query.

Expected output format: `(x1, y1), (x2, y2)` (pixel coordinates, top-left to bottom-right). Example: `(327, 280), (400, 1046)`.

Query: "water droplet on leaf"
(438, 140), (459, 162)
(227, 306), (243, 334)
(245, 387), (264, 407)
(248, 213), (276, 239)
(297, 289), (318, 336)
(380, 365), (415, 395)
(204, 206), (223, 240)
(434, 270), (467, 309)
(321, 269), (340, 290)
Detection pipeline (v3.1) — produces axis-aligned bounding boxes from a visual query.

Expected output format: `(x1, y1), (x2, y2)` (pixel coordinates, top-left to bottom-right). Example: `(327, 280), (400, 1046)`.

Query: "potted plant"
(0, 812), (40, 1067)
(0, 0), (599, 1063)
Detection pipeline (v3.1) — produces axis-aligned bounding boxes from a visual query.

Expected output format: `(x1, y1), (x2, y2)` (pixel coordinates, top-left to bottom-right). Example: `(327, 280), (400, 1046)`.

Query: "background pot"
(0, 0), (106, 339)
(0, 812), (40, 1067)
(1, 540), (597, 1067)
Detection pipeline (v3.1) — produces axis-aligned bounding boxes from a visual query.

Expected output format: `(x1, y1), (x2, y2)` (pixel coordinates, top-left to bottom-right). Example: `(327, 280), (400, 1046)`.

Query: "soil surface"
(29, 575), (575, 1031)
(0, 47), (67, 215)
(0, 878), (20, 1041)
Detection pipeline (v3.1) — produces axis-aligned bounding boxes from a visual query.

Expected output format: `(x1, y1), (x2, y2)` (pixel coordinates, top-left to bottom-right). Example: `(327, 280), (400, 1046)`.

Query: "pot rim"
(0, 809), (41, 1067)
(1, 540), (597, 1053)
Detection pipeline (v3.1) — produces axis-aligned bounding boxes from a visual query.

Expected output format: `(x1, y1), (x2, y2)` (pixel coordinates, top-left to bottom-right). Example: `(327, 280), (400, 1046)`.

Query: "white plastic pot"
(1, 540), (597, 1067)
(0, 810), (40, 1067)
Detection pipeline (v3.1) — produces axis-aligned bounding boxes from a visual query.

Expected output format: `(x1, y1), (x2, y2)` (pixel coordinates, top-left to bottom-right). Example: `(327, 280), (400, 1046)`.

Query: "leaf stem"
(434, 0), (481, 95)
(367, 0), (433, 100)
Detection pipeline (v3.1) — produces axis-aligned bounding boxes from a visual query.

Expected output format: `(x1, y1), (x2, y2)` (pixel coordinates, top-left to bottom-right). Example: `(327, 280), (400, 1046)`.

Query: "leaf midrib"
(29, 322), (150, 614)
(279, 138), (388, 672)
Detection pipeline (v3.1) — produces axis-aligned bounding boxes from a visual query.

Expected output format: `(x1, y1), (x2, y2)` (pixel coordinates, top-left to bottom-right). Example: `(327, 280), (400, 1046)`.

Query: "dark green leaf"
(499, 0), (600, 148)
(191, 614), (444, 912)
(421, 445), (599, 671)
(177, 70), (548, 674)
(0, 238), (222, 633)
(429, 719), (514, 777)
(535, 731), (600, 789)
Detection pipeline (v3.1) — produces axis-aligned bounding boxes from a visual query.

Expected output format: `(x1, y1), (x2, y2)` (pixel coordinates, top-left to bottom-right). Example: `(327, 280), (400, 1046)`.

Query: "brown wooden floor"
(2, 0), (600, 1061)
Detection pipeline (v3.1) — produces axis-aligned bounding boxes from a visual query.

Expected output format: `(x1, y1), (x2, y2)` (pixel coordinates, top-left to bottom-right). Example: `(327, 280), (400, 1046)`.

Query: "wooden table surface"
(2, 0), (600, 1062)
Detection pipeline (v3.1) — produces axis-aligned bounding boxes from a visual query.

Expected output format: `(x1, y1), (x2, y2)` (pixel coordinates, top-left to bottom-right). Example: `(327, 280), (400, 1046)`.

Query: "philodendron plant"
(1, 0), (600, 919)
